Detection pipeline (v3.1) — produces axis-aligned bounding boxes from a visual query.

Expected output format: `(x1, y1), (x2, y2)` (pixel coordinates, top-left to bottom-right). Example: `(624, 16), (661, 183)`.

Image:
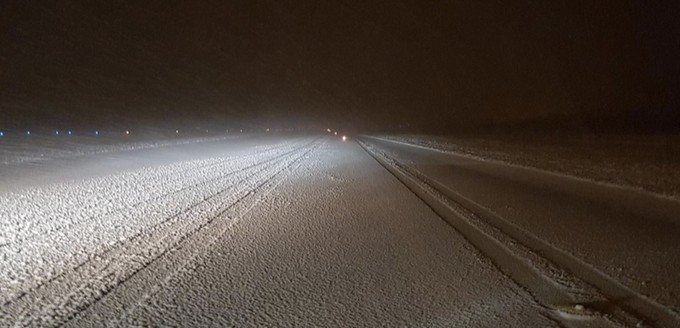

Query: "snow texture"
(0, 133), (247, 166)
(361, 135), (680, 328)
(376, 134), (680, 200)
(1, 135), (558, 327)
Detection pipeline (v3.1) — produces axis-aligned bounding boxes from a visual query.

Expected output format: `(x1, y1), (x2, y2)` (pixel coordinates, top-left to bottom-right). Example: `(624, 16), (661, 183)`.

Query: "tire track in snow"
(0, 139), (310, 305)
(359, 138), (680, 328)
(0, 137), (294, 232)
(1, 137), (322, 327)
(1, 138), (305, 244)
(7, 138), (306, 245)
(110, 137), (320, 327)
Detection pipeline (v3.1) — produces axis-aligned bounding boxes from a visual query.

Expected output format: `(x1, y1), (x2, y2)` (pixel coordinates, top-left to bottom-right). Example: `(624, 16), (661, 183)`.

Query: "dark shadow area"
(1, 1), (679, 135)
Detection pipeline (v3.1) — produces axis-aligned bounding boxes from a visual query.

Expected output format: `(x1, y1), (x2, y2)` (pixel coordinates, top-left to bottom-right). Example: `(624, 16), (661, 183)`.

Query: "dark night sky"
(1, 1), (679, 132)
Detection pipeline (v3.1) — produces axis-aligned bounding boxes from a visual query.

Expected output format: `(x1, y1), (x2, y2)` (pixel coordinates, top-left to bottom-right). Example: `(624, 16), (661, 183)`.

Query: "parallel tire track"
(111, 137), (319, 327)
(1, 139), (311, 306)
(359, 138), (680, 328)
(3, 138), (306, 243)
(1, 138), (320, 327)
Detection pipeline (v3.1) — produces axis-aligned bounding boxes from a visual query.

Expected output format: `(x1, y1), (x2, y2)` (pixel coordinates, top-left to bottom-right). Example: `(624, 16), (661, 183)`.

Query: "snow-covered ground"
(0, 132), (249, 166)
(374, 134), (680, 200)
(1, 133), (677, 327)
(360, 135), (680, 328)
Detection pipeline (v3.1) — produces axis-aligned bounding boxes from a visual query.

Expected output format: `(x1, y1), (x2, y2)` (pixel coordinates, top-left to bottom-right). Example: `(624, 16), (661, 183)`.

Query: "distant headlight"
(342, 135), (347, 142)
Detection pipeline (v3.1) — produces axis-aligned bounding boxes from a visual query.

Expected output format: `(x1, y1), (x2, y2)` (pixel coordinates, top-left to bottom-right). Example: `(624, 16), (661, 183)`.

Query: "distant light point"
(26, 131), (31, 136)
(125, 130), (130, 135)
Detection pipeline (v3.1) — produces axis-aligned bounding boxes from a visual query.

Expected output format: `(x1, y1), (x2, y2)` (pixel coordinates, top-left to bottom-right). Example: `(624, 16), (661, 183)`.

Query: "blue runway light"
(26, 131), (31, 136)
(0, 131), (4, 137)
(68, 131), (72, 136)
(95, 131), (99, 136)
(55, 131), (60, 136)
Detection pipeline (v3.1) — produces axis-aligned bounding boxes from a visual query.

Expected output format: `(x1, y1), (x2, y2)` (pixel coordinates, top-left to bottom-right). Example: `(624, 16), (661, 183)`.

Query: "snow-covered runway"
(1, 134), (677, 327)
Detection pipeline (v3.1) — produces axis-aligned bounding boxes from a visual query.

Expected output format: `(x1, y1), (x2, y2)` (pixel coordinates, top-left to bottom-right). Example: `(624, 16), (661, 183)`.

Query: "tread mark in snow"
(358, 137), (680, 328)
(0, 139), (321, 327)
(2, 139), (311, 305)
